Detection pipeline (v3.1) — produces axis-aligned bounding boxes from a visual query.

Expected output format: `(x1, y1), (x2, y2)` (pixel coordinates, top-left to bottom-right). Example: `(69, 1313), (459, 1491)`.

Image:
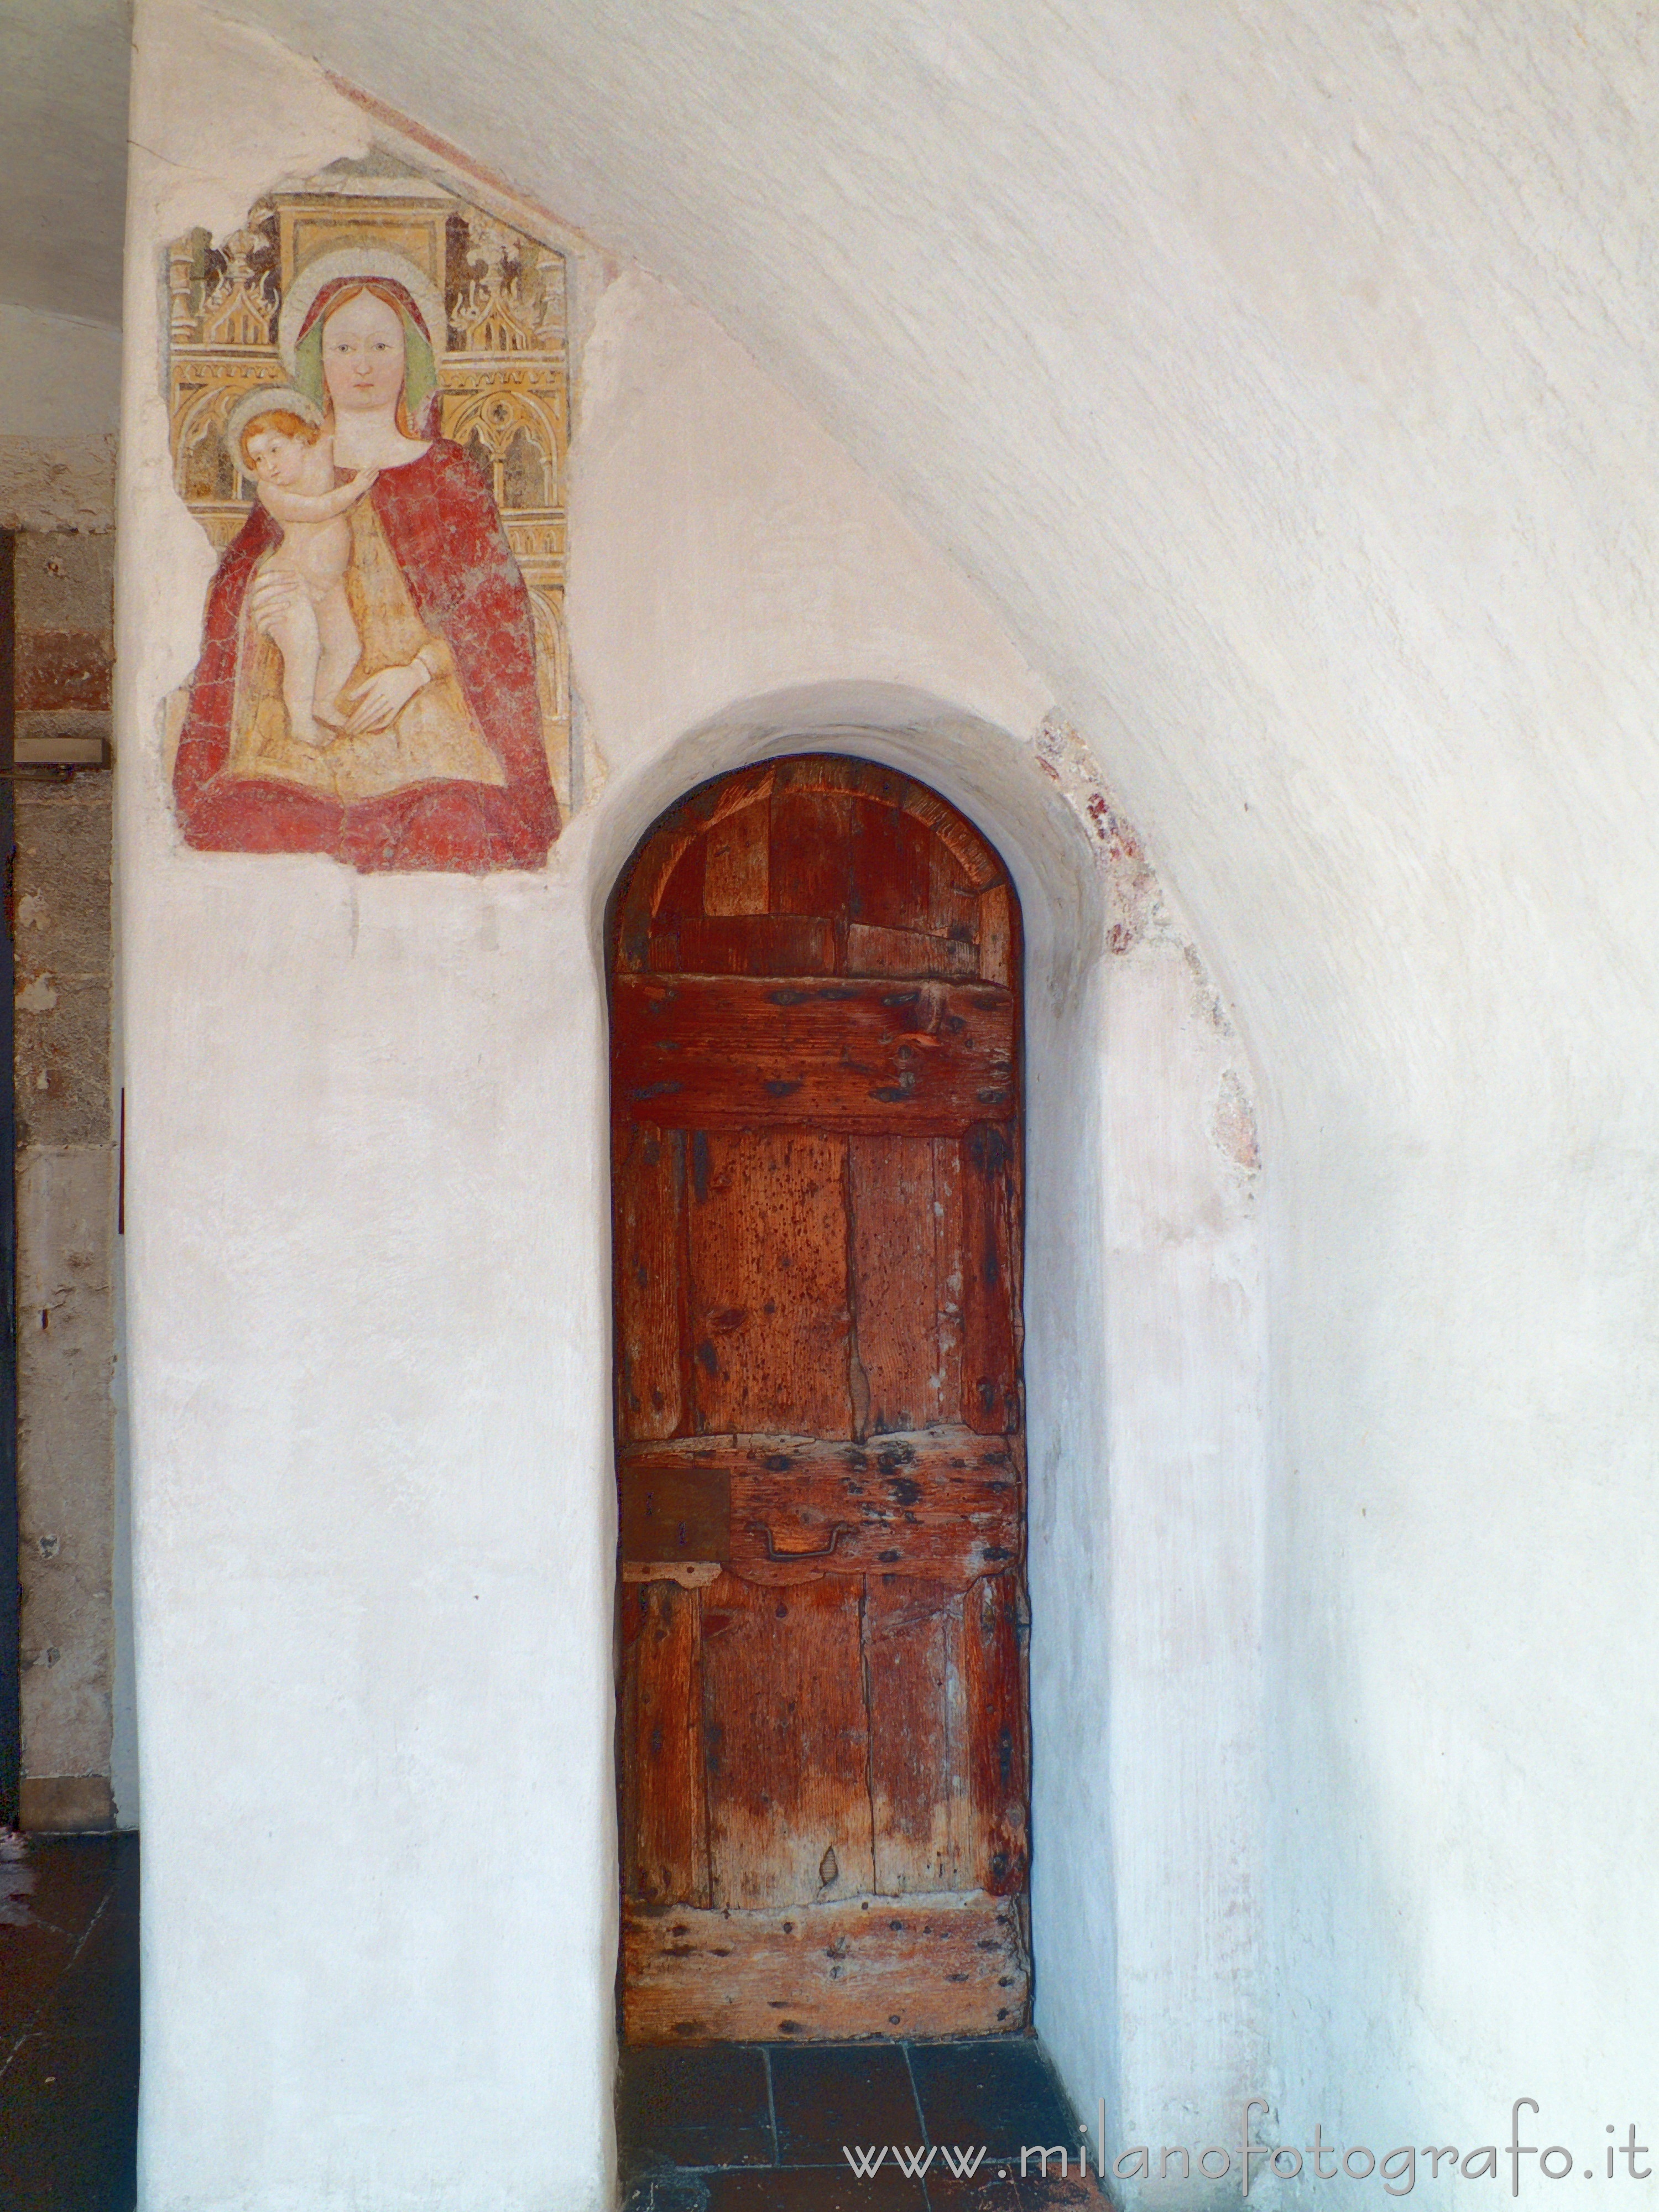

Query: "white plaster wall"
(123, 8), (1271, 2204)
(0, 0), (130, 327)
(564, 254), (1272, 2198)
(121, 22), (617, 2209)
(184, 4), (1659, 2195)
(0, 302), (122, 440)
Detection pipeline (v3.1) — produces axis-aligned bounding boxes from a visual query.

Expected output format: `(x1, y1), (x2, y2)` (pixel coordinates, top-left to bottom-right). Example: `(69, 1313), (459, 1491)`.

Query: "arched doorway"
(609, 754), (1030, 2043)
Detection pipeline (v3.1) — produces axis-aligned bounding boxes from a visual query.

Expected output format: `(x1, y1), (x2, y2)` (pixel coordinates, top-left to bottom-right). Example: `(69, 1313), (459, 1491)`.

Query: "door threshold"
(619, 2033), (1107, 2208)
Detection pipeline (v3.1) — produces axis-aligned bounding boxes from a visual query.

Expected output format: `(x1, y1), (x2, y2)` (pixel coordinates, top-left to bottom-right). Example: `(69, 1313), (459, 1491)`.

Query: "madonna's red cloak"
(174, 440), (560, 873)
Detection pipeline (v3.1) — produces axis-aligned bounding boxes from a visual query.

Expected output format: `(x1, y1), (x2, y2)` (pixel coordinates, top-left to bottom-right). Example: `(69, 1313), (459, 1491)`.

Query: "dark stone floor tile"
(43, 1885), (139, 2051)
(908, 2039), (1080, 2162)
(1015, 2173), (1108, 2208)
(0, 2020), (139, 2212)
(0, 1834), (138, 2212)
(0, 1833), (126, 2044)
(926, 2153), (1108, 2209)
(619, 2043), (775, 2174)
(770, 2042), (925, 2166)
(0, 1914), (79, 2044)
(15, 1835), (125, 1940)
(703, 2162), (929, 2209)
(621, 2166), (715, 2212)
(926, 2160), (1025, 2209)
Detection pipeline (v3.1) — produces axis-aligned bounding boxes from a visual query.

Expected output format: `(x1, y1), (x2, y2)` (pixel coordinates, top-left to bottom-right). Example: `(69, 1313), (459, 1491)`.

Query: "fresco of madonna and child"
(169, 208), (571, 875)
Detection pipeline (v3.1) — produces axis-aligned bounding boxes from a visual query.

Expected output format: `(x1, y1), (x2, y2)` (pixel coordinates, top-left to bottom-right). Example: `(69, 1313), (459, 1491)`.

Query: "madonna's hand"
(338, 659), (428, 735)
(248, 568), (303, 637)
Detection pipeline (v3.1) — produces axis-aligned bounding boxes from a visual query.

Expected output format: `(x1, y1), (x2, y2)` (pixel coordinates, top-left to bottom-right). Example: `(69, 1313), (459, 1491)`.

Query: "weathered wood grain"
(903, 785), (1001, 890)
(622, 1891), (1031, 2043)
(701, 1572), (875, 1909)
(928, 836), (984, 958)
(611, 765), (778, 963)
(844, 922), (975, 979)
(849, 1136), (945, 1433)
(978, 884), (1013, 986)
(768, 784), (851, 919)
(963, 1572), (1030, 1896)
(612, 975), (1016, 1132)
(685, 1130), (851, 1435)
(702, 796), (770, 916)
(618, 1428), (1022, 1582)
(851, 795), (933, 935)
(934, 1136), (966, 1426)
(960, 1120), (1022, 1433)
(650, 914), (837, 976)
(650, 831), (706, 925)
(613, 826), (698, 969)
(613, 1121), (684, 1441)
(865, 1576), (956, 1893)
(619, 1456), (732, 1566)
(621, 1581), (710, 1906)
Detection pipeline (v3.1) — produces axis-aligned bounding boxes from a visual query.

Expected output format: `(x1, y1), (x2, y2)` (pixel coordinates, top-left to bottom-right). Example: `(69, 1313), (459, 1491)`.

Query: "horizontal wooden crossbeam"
(618, 1427), (1023, 1583)
(610, 974), (1016, 1131)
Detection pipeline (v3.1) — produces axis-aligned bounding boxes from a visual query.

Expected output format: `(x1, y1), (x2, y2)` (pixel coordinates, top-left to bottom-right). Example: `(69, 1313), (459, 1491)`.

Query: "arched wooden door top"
(609, 755), (1030, 2045)
(610, 753), (1019, 989)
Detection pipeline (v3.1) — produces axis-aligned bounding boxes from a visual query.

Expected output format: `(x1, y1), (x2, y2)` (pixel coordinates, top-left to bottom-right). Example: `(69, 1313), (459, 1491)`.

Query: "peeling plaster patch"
(1034, 711), (1159, 954)
(17, 975), (59, 1015)
(1034, 711), (1262, 1193)
(1213, 1067), (1261, 1175)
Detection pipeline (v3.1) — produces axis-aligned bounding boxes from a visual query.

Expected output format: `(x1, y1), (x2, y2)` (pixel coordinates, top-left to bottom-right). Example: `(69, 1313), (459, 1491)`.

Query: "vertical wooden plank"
(686, 1130), (852, 1436)
(622, 1580), (711, 1905)
(616, 825), (693, 970)
(960, 1121), (1020, 1432)
(0, 530), (14, 1827)
(930, 835), (983, 967)
(652, 832), (706, 923)
(961, 1572), (1029, 1895)
(850, 795), (932, 933)
(865, 1575), (955, 1894)
(703, 797), (770, 916)
(909, 789), (1000, 890)
(978, 884), (1013, 985)
(933, 1138), (964, 1430)
(701, 1572), (875, 1907)
(849, 1135), (943, 1433)
(613, 1120), (684, 1441)
(639, 831), (705, 971)
(619, 1583), (643, 1893)
(769, 784), (851, 921)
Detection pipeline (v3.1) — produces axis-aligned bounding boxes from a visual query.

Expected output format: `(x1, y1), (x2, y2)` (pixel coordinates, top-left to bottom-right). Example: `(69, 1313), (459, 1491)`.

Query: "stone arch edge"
(578, 679), (1270, 2204)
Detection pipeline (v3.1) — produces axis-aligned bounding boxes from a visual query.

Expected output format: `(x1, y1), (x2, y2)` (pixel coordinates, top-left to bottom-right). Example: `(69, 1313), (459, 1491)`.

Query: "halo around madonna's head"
(223, 384), (324, 460)
(276, 246), (448, 375)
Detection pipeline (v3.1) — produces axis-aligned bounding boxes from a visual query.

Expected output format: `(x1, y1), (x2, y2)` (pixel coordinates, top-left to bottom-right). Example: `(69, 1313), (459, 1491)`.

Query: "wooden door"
(609, 755), (1029, 2043)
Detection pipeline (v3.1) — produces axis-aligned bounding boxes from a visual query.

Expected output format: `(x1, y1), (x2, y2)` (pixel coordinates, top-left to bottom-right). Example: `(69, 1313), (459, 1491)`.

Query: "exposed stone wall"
(12, 525), (117, 1834)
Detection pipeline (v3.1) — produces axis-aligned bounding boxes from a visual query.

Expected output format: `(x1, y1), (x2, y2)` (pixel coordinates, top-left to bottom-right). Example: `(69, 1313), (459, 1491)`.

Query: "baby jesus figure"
(231, 400), (378, 746)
